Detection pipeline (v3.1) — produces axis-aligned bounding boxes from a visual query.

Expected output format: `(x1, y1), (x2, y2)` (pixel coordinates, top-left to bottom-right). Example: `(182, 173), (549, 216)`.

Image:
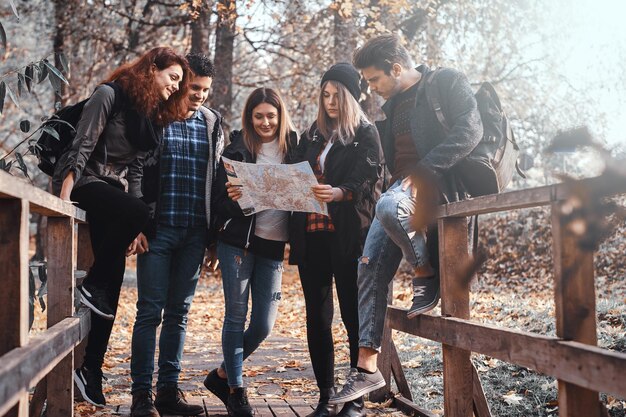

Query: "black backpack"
(424, 68), (525, 197)
(35, 82), (123, 176)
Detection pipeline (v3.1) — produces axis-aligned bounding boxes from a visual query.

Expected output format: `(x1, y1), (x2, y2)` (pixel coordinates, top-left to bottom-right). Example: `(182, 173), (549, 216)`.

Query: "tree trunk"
(211, 0), (237, 136)
(191, 1), (212, 54)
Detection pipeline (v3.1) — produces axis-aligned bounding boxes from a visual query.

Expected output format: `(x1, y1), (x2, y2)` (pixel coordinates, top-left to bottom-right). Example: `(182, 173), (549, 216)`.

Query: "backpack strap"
(423, 68), (451, 134)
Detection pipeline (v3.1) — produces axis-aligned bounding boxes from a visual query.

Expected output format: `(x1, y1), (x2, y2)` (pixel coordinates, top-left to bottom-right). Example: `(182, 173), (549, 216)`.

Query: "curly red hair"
(104, 47), (190, 126)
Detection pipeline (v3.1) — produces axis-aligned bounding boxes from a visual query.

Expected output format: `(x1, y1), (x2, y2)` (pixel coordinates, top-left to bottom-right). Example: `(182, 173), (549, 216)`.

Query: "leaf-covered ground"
(29, 205), (624, 416)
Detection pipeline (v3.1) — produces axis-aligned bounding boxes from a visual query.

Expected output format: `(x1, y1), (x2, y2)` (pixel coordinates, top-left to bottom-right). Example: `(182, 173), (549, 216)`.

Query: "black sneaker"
(329, 369), (385, 404)
(227, 387), (254, 417)
(407, 274), (440, 319)
(203, 368), (229, 406)
(154, 385), (204, 416)
(78, 284), (115, 320)
(130, 389), (159, 417)
(336, 396), (364, 417)
(73, 366), (106, 407)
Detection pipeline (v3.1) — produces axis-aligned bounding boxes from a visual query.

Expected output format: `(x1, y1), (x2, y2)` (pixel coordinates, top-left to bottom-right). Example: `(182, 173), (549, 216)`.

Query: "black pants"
(71, 181), (150, 369)
(298, 232), (359, 390)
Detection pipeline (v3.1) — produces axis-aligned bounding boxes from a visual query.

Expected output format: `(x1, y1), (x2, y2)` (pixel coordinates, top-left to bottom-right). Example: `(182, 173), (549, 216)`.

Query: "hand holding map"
(221, 157), (328, 216)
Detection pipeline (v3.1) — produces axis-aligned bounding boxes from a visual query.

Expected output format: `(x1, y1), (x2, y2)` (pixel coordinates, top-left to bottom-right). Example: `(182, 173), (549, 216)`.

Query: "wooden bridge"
(1, 168), (625, 417)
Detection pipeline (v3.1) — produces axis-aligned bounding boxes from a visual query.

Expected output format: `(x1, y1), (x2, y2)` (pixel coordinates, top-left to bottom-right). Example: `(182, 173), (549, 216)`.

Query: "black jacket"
(377, 65), (483, 203)
(288, 121), (384, 266)
(212, 130), (299, 251)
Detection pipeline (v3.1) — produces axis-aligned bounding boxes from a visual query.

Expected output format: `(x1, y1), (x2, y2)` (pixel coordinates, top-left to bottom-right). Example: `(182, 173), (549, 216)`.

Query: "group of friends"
(54, 33), (483, 417)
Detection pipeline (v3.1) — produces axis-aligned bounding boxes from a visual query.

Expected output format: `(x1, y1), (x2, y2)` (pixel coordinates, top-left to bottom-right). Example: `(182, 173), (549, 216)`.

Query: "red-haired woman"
(54, 46), (190, 407)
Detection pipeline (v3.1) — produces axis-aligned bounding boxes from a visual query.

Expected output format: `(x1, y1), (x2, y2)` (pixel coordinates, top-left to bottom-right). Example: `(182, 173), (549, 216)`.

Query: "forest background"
(1, 1), (625, 416)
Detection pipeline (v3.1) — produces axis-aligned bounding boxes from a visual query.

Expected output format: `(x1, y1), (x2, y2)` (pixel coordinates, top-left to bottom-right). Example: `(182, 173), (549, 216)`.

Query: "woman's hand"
(59, 172), (76, 201)
(126, 232), (149, 256)
(226, 182), (243, 202)
(311, 184), (343, 203)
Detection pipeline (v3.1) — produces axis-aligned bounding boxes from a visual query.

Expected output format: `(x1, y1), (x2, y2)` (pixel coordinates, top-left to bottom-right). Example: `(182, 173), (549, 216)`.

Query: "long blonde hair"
(316, 80), (368, 145)
(242, 87), (295, 159)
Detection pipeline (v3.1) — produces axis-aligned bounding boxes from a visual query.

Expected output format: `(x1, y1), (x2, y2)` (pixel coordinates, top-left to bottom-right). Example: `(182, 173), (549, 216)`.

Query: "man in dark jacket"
(331, 34), (483, 403)
(126, 53), (224, 417)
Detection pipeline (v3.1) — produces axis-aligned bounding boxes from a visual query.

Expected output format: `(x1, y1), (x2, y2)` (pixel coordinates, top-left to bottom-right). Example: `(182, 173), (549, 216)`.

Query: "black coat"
(377, 65), (483, 203)
(212, 130), (299, 251)
(288, 121), (384, 266)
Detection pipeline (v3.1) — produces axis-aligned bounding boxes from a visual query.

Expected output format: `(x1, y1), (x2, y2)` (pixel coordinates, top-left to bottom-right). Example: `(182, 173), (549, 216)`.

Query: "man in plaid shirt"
(128, 53), (224, 417)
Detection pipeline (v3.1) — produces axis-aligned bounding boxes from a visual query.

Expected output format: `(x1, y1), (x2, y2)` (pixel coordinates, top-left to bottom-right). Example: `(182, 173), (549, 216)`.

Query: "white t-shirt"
(254, 138), (289, 242)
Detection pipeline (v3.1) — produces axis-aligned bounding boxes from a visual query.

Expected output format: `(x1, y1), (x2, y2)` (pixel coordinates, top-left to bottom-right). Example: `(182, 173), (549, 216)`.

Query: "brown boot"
(155, 384), (204, 416)
(130, 390), (159, 417)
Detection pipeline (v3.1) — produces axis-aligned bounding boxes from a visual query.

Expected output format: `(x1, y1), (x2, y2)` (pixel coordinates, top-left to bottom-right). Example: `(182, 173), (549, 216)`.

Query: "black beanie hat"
(320, 63), (361, 100)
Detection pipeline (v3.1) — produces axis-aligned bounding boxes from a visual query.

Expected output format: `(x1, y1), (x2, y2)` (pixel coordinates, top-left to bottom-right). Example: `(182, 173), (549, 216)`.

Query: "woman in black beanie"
(289, 63), (384, 417)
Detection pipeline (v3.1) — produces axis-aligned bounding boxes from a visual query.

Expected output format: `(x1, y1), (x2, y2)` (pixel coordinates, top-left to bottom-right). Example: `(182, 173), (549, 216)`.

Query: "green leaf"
(43, 117), (75, 131)
(25, 65), (34, 92)
(0, 81), (6, 114)
(42, 125), (60, 141)
(5, 83), (18, 108)
(0, 22), (6, 51)
(17, 73), (25, 96)
(43, 60), (69, 85)
(9, 0), (20, 20)
(0, 159), (6, 171)
(57, 52), (70, 74)
(15, 153), (28, 178)
(20, 120), (31, 133)
(37, 61), (48, 84)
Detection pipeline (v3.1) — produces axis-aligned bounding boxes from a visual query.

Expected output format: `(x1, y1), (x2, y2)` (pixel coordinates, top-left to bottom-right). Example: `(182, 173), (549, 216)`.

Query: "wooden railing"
(0, 170), (91, 417)
(374, 174), (626, 417)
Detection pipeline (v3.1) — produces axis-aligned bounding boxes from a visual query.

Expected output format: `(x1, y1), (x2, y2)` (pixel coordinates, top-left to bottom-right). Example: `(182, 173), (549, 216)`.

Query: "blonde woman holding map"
(288, 63), (384, 417)
(203, 87), (298, 417)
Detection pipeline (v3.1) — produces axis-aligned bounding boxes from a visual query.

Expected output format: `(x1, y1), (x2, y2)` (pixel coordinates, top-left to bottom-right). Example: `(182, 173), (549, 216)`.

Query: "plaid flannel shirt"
(159, 111), (210, 227)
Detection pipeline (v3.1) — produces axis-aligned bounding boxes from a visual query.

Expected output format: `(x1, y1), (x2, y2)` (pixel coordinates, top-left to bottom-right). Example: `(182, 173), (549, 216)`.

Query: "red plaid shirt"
(306, 143), (352, 232)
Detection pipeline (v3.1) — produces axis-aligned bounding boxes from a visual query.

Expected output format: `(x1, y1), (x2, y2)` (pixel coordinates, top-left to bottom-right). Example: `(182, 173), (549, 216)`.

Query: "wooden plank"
(266, 398), (296, 416)
(436, 174), (626, 218)
(76, 223), (93, 271)
(551, 202), (601, 417)
(46, 217), (77, 417)
(389, 337), (413, 401)
(249, 399), (273, 417)
(393, 395), (437, 417)
(29, 379), (47, 417)
(386, 308), (626, 398)
(472, 363), (492, 417)
(439, 216), (472, 417)
(286, 399), (314, 417)
(0, 199), (30, 417)
(0, 311), (90, 417)
(0, 171), (86, 221)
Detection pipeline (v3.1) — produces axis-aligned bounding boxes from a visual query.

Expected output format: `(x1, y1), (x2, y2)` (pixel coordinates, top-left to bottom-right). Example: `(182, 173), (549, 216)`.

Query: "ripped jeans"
(217, 241), (283, 387)
(357, 179), (429, 351)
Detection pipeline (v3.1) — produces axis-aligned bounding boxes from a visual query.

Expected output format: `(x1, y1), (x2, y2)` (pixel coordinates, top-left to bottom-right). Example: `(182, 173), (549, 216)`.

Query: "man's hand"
(205, 245), (219, 272)
(226, 182), (243, 202)
(401, 176), (418, 199)
(126, 232), (149, 256)
(59, 172), (76, 202)
(311, 184), (343, 203)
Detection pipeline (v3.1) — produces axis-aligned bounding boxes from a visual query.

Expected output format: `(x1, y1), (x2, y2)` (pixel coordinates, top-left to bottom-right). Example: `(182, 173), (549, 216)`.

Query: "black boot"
(130, 390), (159, 417)
(336, 396), (364, 417)
(154, 384), (204, 416)
(307, 387), (337, 417)
(227, 387), (254, 417)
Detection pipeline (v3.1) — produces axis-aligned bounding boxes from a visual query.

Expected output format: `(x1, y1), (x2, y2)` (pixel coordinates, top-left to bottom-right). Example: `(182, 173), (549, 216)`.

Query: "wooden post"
(439, 216), (472, 417)
(74, 223), (92, 368)
(551, 202), (601, 417)
(0, 199), (30, 417)
(46, 217), (76, 417)
(371, 281), (394, 402)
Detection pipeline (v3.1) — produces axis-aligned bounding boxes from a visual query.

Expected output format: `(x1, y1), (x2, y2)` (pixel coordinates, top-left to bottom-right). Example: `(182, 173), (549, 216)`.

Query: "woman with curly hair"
(54, 46), (190, 407)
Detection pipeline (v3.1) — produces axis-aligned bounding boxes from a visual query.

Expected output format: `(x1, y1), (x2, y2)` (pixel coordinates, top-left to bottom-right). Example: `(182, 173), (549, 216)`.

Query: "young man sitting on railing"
(331, 34), (483, 404)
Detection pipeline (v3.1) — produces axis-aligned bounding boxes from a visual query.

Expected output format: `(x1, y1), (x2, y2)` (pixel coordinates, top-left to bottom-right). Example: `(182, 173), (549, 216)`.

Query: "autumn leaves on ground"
(58, 207), (625, 417)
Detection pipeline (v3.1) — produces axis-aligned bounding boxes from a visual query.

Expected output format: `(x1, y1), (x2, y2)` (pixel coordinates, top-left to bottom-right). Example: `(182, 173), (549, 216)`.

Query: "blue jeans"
(357, 180), (429, 351)
(130, 225), (207, 393)
(218, 241), (283, 388)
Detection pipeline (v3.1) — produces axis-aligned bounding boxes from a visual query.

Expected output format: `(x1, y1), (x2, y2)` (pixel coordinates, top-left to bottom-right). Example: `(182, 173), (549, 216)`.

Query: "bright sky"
(550, 0), (626, 147)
